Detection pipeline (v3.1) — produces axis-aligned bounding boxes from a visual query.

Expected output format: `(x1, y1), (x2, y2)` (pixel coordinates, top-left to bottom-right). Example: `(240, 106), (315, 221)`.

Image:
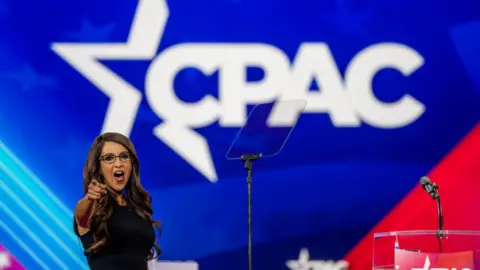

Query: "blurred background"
(0, 0), (479, 269)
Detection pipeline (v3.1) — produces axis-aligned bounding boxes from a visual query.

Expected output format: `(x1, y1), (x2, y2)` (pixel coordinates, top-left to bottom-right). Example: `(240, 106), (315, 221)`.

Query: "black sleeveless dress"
(74, 202), (155, 270)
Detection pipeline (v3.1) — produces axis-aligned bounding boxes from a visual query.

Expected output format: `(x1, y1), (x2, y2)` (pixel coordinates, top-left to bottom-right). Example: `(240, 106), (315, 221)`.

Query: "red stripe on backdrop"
(343, 123), (480, 269)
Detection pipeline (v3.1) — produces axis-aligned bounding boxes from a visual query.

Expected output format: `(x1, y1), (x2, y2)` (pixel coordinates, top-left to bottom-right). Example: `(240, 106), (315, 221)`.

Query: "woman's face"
(99, 141), (132, 192)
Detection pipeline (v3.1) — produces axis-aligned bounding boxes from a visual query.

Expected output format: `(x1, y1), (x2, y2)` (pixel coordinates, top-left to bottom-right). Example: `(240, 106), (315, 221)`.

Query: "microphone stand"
(241, 153), (261, 270)
(431, 183), (445, 253)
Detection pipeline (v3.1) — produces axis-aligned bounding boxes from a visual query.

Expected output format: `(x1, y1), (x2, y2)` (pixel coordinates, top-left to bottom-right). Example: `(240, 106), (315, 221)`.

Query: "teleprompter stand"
(242, 153), (261, 270)
(226, 100), (306, 270)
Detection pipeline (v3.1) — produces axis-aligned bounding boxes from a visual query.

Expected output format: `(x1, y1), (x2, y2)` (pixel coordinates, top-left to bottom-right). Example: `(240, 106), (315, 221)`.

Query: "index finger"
(91, 180), (106, 189)
(91, 179), (101, 187)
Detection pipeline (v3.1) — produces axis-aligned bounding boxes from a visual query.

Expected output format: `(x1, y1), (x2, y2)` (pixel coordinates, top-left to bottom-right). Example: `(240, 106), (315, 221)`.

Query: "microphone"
(419, 176), (437, 199)
(419, 176), (445, 252)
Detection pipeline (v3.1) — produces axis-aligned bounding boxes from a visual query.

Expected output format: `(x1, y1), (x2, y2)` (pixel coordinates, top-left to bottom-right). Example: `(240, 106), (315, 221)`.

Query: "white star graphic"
(51, 0), (217, 182)
(286, 248), (312, 270)
(286, 248), (349, 270)
(0, 252), (11, 269)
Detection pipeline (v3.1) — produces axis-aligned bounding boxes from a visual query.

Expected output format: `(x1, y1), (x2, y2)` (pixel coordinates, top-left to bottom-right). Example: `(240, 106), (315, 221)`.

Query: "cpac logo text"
(411, 256), (471, 270)
(52, 0), (425, 182)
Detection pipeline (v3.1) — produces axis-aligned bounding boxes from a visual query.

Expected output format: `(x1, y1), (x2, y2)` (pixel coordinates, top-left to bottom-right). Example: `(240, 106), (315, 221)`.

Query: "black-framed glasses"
(99, 152), (131, 164)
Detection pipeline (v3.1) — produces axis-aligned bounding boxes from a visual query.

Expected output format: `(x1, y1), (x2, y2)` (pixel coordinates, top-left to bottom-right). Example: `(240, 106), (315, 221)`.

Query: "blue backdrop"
(0, 0), (479, 269)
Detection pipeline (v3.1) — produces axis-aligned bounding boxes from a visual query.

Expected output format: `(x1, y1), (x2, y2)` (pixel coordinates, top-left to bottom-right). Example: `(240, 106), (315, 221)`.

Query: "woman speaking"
(73, 132), (161, 269)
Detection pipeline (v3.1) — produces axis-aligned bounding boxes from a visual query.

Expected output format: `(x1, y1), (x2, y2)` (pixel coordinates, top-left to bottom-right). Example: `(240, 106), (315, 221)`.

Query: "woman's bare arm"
(75, 196), (96, 235)
(75, 180), (106, 235)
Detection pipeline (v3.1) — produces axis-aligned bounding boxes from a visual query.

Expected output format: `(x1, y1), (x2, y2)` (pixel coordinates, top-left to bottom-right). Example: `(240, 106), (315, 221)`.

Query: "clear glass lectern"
(373, 230), (480, 269)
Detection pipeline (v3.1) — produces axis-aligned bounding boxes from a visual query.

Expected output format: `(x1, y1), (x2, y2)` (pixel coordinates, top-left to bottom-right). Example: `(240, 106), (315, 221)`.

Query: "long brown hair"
(82, 132), (161, 259)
